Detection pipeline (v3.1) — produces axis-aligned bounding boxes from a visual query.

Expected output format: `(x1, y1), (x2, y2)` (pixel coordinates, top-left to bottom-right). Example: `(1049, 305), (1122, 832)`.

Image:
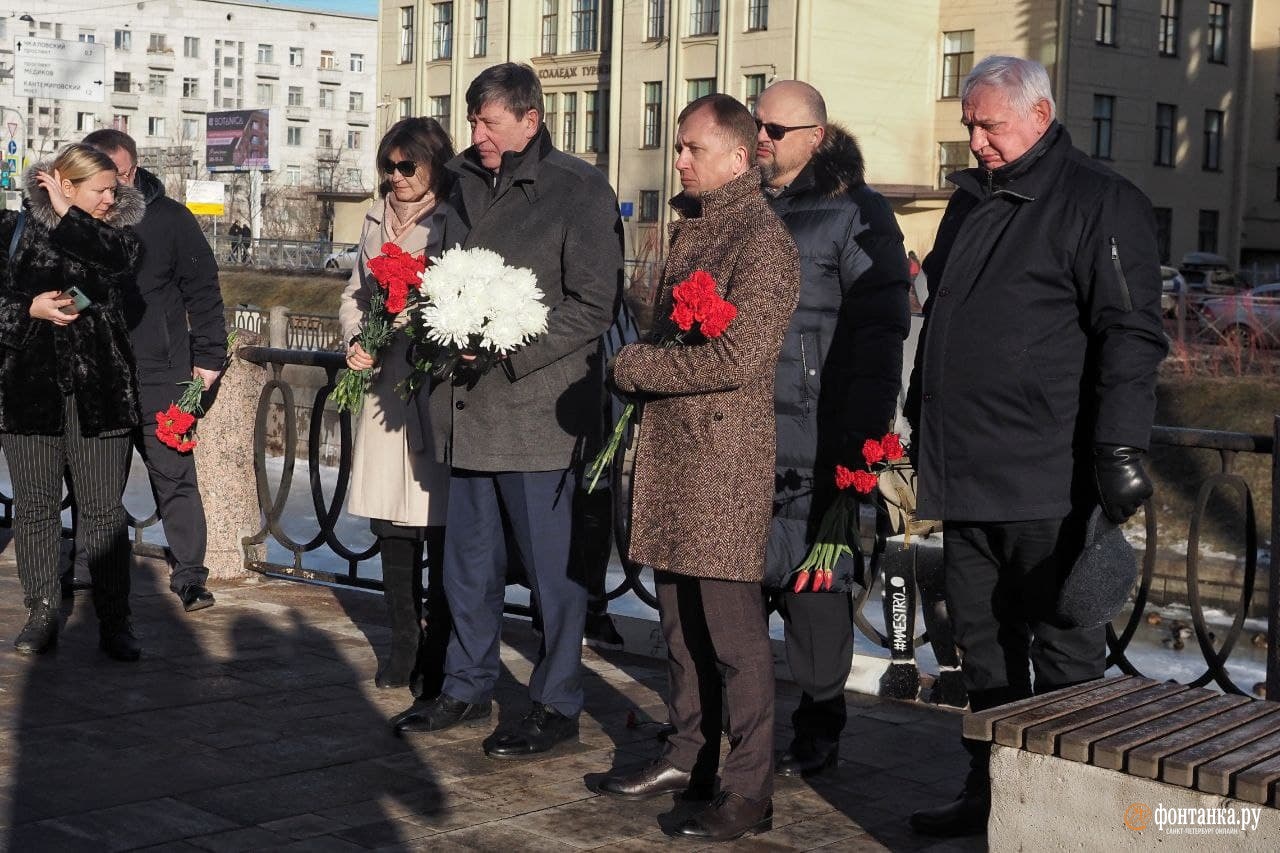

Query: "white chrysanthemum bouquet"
(402, 247), (550, 394)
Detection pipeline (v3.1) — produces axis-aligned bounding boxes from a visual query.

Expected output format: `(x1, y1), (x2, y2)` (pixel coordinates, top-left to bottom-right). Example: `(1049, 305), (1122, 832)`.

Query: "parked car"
(1197, 283), (1280, 349)
(1160, 266), (1186, 317)
(323, 246), (359, 271)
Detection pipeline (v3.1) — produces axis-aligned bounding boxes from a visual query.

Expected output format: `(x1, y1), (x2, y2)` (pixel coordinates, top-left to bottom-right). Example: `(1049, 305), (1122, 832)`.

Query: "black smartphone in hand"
(57, 286), (92, 315)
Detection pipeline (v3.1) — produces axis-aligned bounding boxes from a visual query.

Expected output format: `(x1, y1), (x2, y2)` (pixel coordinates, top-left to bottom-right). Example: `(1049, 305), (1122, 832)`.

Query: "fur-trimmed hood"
(807, 122), (866, 199)
(22, 161), (146, 230)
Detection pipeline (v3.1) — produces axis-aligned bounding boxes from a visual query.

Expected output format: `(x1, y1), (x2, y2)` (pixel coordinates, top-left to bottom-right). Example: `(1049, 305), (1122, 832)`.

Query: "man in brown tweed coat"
(593, 94), (800, 843)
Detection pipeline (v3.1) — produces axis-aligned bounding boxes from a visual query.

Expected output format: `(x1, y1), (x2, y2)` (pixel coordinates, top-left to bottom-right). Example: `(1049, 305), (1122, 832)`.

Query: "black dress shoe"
(179, 584), (215, 612)
(584, 612), (624, 648)
(677, 792), (773, 841)
(483, 704), (578, 758)
(394, 693), (491, 734)
(596, 759), (695, 800)
(776, 741), (838, 778)
(99, 625), (142, 662)
(909, 790), (990, 837)
(14, 603), (58, 655)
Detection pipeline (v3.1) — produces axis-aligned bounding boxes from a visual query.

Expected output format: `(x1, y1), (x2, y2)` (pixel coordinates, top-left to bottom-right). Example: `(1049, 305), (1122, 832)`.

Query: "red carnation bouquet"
(585, 269), (737, 493)
(153, 330), (239, 454)
(791, 432), (912, 592)
(332, 243), (429, 414)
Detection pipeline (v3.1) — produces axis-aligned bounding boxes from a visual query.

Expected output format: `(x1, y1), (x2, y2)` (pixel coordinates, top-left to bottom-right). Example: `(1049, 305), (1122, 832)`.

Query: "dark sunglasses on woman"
(380, 160), (418, 178)
(754, 119), (819, 141)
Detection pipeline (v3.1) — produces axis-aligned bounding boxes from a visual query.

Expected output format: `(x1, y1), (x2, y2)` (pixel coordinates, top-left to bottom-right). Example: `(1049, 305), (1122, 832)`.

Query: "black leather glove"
(1093, 444), (1153, 523)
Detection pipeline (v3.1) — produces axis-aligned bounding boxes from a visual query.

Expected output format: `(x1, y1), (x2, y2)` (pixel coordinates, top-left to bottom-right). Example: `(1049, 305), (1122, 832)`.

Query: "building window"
(319, 89), (336, 110)
(747, 0), (768, 31)
(399, 7), (415, 63)
(687, 77), (715, 104)
(285, 165), (301, 186)
(349, 92), (364, 111)
(1155, 103), (1176, 166)
(585, 90), (604, 152)
(182, 118), (199, 141)
(1159, 0), (1179, 56)
(182, 77), (199, 97)
(347, 130), (362, 149)
(257, 43), (273, 63)
(1198, 209), (1218, 253)
(1203, 109), (1223, 170)
(398, 97), (412, 119)
(1208, 2), (1228, 64)
(318, 128), (334, 148)
(545, 93), (558, 146)
(76, 112), (96, 132)
(148, 116), (165, 137)
(148, 33), (167, 53)
(744, 74), (766, 112)
(289, 46), (304, 67)
(1092, 94), (1114, 160)
(287, 126), (302, 146)
(642, 82), (662, 148)
(473, 0), (488, 57)
(571, 0), (599, 52)
(148, 73), (166, 96)
(113, 71), (131, 94)
(114, 30), (131, 51)
(563, 92), (577, 152)
(256, 83), (273, 104)
(320, 50), (338, 71)
(646, 0), (664, 40)
(541, 0), (558, 55)
(1153, 207), (1172, 264)
(937, 141), (969, 188)
(429, 95), (451, 128)
(432, 2), (453, 60)
(1096, 0), (1116, 46)
(112, 114), (129, 132)
(690, 0), (719, 36)
(639, 190), (660, 222)
(287, 86), (303, 107)
(350, 53), (365, 72)
(941, 30), (974, 99)
(78, 30), (96, 43)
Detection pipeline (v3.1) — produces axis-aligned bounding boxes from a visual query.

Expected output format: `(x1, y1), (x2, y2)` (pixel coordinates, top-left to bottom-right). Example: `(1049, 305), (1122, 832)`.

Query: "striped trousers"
(1, 396), (133, 627)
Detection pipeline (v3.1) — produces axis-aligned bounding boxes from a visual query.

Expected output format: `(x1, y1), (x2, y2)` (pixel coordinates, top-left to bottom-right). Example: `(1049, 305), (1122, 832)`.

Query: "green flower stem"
(585, 401), (634, 494)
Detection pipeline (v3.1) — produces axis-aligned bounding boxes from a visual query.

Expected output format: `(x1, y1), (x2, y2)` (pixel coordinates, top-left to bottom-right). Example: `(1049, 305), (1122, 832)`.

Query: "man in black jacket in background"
(84, 129), (226, 614)
(755, 80), (911, 778)
(904, 56), (1167, 837)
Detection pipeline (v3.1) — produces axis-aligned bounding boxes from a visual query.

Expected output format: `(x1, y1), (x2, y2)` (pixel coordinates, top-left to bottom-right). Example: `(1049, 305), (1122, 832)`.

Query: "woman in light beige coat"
(339, 117), (459, 696)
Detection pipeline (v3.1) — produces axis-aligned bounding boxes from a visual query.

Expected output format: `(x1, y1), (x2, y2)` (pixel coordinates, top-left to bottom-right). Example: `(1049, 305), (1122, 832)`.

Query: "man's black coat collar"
(948, 122), (1068, 203)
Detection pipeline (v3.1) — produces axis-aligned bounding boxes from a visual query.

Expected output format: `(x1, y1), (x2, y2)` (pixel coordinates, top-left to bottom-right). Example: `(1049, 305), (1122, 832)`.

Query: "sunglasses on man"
(379, 160), (419, 178)
(754, 119), (819, 141)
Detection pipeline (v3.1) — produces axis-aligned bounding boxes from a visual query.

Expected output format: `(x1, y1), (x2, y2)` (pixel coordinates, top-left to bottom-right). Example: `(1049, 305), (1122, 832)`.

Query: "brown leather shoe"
(677, 792), (773, 841)
(596, 759), (693, 800)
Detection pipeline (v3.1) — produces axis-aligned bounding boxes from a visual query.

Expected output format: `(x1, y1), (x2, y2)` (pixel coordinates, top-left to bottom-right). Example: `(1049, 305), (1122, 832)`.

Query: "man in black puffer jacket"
(84, 130), (227, 613)
(756, 81), (911, 778)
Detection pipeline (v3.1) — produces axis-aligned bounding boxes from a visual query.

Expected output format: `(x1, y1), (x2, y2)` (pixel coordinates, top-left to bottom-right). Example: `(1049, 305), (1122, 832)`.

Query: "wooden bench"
(968, 676), (1280, 848)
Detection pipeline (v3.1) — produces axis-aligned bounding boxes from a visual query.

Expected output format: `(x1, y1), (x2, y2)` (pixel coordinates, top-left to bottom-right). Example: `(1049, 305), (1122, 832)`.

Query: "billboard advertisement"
(205, 110), (270, 170)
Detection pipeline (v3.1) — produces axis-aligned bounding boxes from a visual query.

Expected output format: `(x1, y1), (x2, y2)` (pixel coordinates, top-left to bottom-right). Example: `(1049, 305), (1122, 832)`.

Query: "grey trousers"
(2, 396), (132, 627)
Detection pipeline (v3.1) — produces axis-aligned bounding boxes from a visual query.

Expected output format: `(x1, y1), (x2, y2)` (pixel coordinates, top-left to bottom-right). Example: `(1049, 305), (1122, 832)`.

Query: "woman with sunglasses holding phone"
(0, 144), (146, 659)
(339, 117), (460, 699)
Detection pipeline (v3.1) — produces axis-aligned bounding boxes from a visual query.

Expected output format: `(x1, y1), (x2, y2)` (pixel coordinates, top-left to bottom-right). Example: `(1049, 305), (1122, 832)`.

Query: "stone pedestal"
(193, 334), (268, 579)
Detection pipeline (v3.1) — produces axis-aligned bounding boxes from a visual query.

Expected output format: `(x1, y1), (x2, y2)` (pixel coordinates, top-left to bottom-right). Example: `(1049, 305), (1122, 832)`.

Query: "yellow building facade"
(380, 1), (1270, 271)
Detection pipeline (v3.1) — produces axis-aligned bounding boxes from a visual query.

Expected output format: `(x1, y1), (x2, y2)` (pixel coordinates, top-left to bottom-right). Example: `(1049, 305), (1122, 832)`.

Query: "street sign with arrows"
(14, 36), (105, 102)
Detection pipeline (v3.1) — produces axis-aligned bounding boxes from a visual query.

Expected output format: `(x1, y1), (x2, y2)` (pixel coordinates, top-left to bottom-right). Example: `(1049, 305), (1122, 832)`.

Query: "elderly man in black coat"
(754, 81), (911, 778)
(904, 56), (1168, 837)
(392, 63), (624, 758)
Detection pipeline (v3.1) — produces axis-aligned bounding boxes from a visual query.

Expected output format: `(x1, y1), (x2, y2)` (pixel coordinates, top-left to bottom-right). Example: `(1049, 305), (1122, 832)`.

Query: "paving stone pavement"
(0, 542), (984, 852)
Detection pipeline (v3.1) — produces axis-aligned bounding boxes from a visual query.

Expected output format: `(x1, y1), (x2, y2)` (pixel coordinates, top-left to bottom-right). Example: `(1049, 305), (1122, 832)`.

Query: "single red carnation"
(699, 299), (737, 338)
(834, 464), (858, 491)
(862, 438), (885, 466)
(882, 433), (904, 461)
(671, 300), (696, 331)
(851, 469), (879, 494)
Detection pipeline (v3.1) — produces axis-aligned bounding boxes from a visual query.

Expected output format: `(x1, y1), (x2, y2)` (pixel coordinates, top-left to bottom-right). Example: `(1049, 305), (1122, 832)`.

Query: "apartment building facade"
(2, 0), (377, 238)
(381, 1), (1269, 268)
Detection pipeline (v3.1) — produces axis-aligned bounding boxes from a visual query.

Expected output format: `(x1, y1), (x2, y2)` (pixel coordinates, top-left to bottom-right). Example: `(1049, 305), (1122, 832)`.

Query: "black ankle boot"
(376, 537), (424, 689)
(15, 601), (58, 655)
